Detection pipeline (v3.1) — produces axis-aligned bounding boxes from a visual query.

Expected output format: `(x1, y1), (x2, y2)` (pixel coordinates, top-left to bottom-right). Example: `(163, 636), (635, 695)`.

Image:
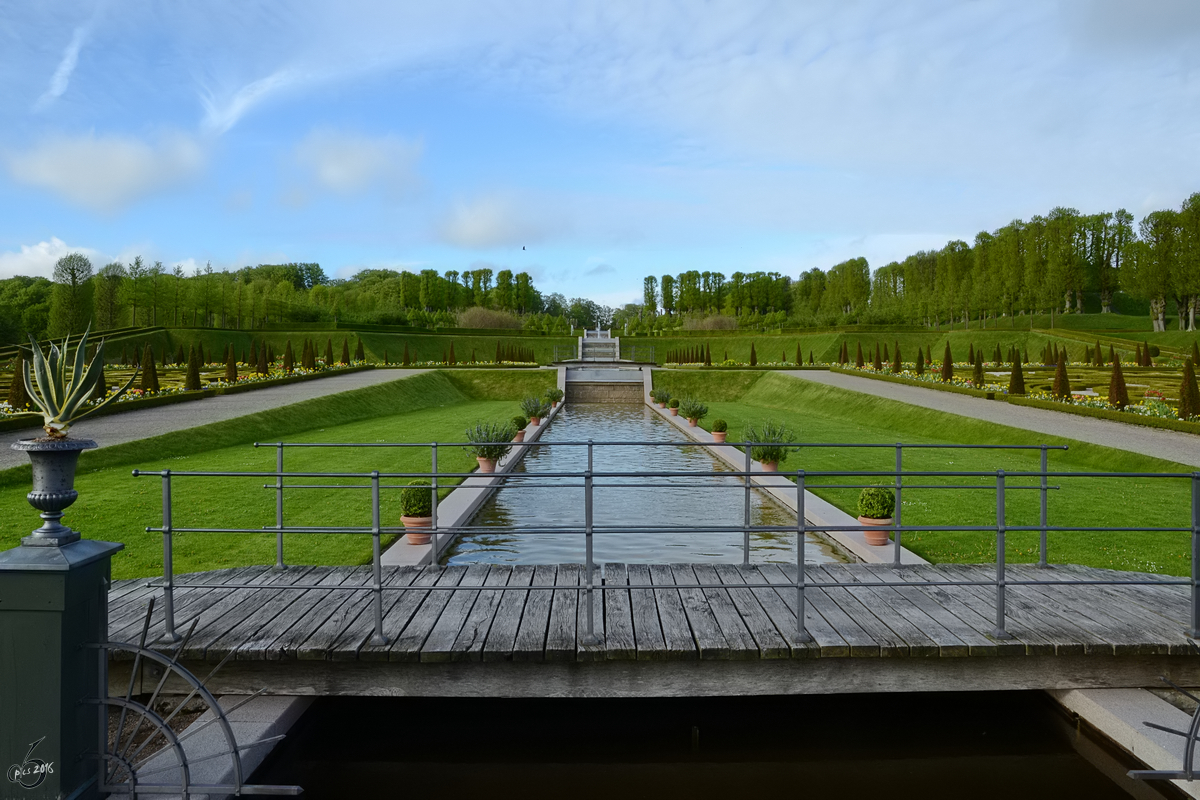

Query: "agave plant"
(23, 328), (137, 438)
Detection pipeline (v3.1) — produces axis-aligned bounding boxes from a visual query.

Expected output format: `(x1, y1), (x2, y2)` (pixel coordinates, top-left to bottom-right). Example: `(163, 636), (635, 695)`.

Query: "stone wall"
(565, 382), (644, 403)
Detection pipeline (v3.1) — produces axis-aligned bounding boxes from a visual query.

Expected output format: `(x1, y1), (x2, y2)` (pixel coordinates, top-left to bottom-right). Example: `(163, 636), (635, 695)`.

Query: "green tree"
(48, 252), (94, 336)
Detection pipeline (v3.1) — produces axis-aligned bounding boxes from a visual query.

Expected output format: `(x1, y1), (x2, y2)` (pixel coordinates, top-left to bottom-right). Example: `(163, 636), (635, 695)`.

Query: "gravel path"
(782, 370), (1200, 468)
(0, 369), (428, 470)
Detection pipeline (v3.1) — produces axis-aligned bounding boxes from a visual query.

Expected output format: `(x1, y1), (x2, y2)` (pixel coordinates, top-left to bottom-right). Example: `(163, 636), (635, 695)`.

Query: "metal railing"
(130, 440), (1200, 650)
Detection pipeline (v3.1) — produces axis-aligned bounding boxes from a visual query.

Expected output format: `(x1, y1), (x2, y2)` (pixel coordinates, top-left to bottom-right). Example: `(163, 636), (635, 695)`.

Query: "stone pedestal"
(0, 539), (123, 799)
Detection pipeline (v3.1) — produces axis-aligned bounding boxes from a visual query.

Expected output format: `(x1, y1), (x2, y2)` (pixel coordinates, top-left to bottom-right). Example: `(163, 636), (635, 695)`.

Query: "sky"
(1, 0), (1199, 307)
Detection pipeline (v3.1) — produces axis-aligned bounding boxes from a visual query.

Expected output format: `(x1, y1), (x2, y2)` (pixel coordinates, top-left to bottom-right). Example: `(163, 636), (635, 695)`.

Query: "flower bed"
(830, 365), (1004, 399)
(1007, 393), (1200, 435)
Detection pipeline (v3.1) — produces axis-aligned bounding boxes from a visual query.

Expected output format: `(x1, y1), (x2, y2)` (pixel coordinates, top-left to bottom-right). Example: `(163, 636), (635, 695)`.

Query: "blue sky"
(2, 1), (1199, 306)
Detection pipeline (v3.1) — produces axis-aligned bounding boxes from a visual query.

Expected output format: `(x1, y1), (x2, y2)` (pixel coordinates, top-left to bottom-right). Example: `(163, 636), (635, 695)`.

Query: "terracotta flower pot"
(476, 457), (497, 473)
(513, 430), (526, 442)
(858, 516), (893, 546)
(552, 400), (559, 408)
(669, 408), (678, 416)
(402, 515), (433, 545)
(657, 402), (666, 408)
(711, 431), (727, 443)
(760, 461), (778, 472)
(687, 418), (698, 427)
(530, 416), (541, 426)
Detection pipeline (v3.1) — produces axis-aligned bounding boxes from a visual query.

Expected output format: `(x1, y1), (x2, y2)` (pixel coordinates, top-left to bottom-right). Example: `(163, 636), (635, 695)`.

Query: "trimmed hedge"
(1006, 395), (1200, 435)
(829, 366), (999, 400)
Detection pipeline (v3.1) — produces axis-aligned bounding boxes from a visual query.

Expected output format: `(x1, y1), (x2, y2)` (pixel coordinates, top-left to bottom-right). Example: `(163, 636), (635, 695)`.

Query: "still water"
(442, 403), (843, 565)
(251, 693), (1170, 800)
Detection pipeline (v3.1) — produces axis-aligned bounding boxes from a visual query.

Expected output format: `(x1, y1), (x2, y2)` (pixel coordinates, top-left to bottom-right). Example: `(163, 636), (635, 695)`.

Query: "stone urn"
(11, 438), (98, 546)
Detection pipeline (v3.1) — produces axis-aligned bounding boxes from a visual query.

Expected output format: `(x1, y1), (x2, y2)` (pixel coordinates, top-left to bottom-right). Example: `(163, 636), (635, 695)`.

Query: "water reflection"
(443, 403), (844, 565)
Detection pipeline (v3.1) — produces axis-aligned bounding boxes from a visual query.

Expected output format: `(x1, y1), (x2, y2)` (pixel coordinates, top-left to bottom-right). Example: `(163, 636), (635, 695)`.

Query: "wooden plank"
(296, 567), (404, 661)
(900, 565), (1045, 655)
(811, 565), (912, 657)
(264, 568), (376, 660)
(199, 566), (320, 660)
(233, 567), (361, 661)
(771, 565), (878, 657)
(512, 565), (556, 662)
(743, 564), (840, 658)
(929, 564), (1108, 656)
(388, 565), (468, 662)
(357, 566), (443, 662)
(626, 564), (667, 660)
(875, 568), (1002, 657)
(108, 577), (155, 604)
(1007, 565), (1183, 656)
(679, 564), (746, 659)
(328, 567), (422, 661)
(708, 564), (789, 659)
(649, 564), (699, 660)
(576, 563), (606, 662)
(546, 564), (580, 661)
(449, 566), (513, 662)
(828, 565), (949, 658)
(109, 566), (265, 642)
(420, 564), (492, 662)
(482, 564), (535, 662)
(175, 567), (312, 660)
(602, 563), (637, 661)
(1060, 564), (1193, 650)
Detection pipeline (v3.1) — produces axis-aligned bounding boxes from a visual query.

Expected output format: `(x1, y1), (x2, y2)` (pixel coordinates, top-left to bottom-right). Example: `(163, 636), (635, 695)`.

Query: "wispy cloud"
(293, 128), (422, 198)
(33, 25), (90, 112)
(199, 68), (296, 135)
(437, 193), (563, 249)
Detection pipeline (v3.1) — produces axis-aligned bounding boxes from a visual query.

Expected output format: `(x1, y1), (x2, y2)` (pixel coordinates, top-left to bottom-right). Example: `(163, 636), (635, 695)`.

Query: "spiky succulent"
(23, 328), (137, 438)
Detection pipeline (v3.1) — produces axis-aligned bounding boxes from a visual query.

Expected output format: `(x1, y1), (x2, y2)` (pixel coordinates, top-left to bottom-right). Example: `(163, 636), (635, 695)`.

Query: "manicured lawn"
(0, 370), (554, 578)
(654, 371), (1195, 575)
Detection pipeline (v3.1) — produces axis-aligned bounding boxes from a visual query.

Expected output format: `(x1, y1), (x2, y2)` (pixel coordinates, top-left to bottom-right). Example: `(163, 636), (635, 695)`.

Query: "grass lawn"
(0, 370), (554, 579)
(653, 371), (1196, 575)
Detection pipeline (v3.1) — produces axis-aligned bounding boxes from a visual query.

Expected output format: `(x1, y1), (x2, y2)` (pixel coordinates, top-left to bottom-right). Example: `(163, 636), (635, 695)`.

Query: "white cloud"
(293, 128), (422, 197)
(33, 25), (90, 112)
(6, 132), (205, 213)
(0, 238), (102, 280)
(199, 69), (297, 135)
(437, 193), (561, 249)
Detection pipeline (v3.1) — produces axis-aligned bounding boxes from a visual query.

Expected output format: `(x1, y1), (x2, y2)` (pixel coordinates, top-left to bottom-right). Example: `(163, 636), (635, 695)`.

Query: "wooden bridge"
(107, 562), (1200, 697)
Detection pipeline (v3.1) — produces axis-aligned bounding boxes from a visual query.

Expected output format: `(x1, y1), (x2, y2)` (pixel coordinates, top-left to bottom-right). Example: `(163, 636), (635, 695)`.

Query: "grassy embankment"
(651, 370), (1195, 575)
(0, 370), (555, 579)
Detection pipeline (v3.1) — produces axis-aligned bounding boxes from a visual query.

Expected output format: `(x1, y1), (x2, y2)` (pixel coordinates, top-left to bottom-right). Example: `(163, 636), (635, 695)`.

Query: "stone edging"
(644, 368), (928, 566)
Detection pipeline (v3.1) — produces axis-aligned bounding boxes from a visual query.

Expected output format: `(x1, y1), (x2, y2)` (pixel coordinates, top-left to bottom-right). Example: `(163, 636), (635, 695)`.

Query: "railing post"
(275, 443), (286, 570)
(795, 471), (812, 642)
(161, 469), (181, 642)
(370, 470), (387, 645)
(1039, 445), (1049, 568)
(893, 443), (903, 568)
(992, 469), (1013, 640)
(1189, 473), (1200, 638)
(743, 441), (752, 567)
(430, 442), (440, 564)
(583, 439), (599, 645)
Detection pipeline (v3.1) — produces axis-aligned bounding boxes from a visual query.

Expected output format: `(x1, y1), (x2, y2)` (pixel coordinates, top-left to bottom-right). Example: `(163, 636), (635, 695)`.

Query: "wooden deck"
(107, 563), (1200, 697)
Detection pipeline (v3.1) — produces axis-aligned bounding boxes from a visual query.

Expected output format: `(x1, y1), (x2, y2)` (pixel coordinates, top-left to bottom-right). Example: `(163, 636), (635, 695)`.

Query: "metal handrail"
(131, 439), (1200, 649)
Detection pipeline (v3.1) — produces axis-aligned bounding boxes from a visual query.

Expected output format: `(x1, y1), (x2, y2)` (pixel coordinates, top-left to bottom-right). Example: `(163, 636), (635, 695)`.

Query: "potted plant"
(743, 420), (796, 472)
(13, 329), (137, 546)
(710, 418), (728, 443)
(511, 415), (529, 442)
(521, 395), (549, 426)
(668, 398), (680, 416)
(401, 479), (434, 545)
(678, 398), (708, 427)
(464, 421), (517, 472)
(654, 388), (671, 409)
(544, 386), (564, 408)
(857, 486), (896, 546)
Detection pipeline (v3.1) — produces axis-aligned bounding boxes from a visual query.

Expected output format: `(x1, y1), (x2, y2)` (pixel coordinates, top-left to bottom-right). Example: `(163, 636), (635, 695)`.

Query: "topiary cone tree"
(940, 343), (953, 382)
(259, 341), (269, 376)
(855, 342), (864, 369)
(341, 337), (350, 365)
(283, 340), (295, 373)
(225, 345), (238, 381)
(749, 342), (757, 366)
(449, 342), (457, 365)
(403, 342), (411, 366)
(872, 343), (882, 371)
(1008, 357), (1025, 395)
(972, 351), (984, 388)
(1052, 356), (1071, 398)
(915, 348), (925, 376)
(891, 343), (901, 373)
(140, 344), (160, 394)
(355, 337), (365, 361)
(184, 345), (202, 391)
(8, 351), (32, 411)
(1179, 358), (1200, 421)
(1108, 353), (1129, 410)
(325, 338), (334, 364)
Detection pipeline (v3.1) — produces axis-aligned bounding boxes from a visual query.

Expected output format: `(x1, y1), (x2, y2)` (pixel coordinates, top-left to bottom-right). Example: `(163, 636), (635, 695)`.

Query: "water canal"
(442, 403), (843, 566)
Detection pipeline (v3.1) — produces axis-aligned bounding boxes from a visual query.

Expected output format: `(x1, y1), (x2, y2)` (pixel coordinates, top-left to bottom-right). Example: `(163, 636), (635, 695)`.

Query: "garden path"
(0, 369), (428, 470)
(783, 370), (1200, 468)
